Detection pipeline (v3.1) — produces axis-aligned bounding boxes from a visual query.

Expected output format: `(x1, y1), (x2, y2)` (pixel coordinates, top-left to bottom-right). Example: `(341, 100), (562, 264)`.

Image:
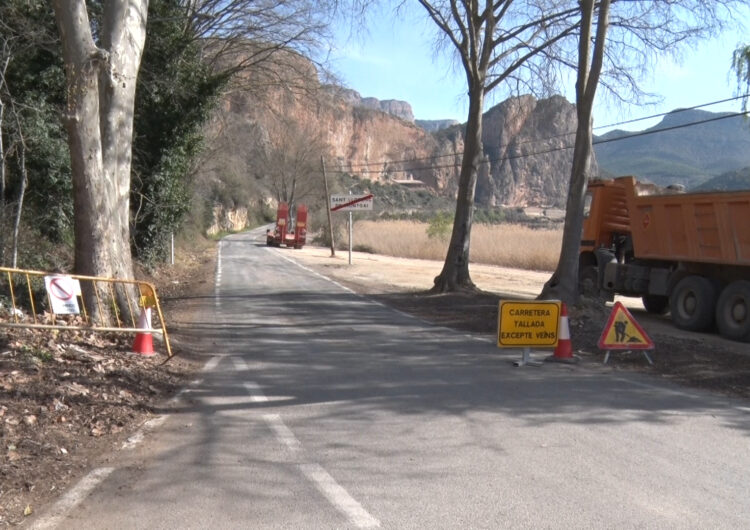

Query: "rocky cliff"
(331, 86), (415, 122)
(416, 119), (461, 132)
(478, 95), (590, 207)
(206, 52), (582, 211)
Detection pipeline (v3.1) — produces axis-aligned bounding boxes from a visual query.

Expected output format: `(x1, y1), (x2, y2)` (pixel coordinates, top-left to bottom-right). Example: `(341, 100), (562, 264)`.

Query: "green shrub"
(426, 212), (453, 240)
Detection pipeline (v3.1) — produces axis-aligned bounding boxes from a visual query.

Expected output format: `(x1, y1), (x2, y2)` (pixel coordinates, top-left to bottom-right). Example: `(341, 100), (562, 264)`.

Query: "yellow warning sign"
(497, 300), (561, 348)
(598, 302), (654, 350)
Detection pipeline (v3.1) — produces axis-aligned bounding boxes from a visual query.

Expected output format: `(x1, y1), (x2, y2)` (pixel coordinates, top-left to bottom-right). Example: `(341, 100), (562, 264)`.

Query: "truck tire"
(669, 275), (717, 332)
(715, 281), (750, 342)
(642, 295), (669, 315)
(578, 265), (600, 299)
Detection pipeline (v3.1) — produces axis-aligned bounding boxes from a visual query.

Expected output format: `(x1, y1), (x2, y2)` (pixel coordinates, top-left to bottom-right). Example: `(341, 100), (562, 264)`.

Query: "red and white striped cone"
(132, 307), (155, 356)
(547, 303), (577, 363)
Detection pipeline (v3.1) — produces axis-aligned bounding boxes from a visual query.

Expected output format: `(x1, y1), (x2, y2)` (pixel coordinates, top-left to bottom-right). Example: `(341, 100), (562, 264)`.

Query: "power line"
(329, 110), (749, 175)
(596, 94), (748, 130)
(336, 94), (749, 171)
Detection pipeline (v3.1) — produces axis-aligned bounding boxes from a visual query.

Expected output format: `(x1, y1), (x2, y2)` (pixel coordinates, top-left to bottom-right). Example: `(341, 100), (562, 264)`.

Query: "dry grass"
(352, 220), (562, 272)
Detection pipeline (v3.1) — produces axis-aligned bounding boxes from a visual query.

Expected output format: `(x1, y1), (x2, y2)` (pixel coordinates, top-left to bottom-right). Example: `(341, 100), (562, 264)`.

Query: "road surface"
(33, 227), (750, 529)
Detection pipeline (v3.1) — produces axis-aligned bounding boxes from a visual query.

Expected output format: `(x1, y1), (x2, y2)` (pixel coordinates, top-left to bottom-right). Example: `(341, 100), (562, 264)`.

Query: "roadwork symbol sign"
(497, 300), (561, 348)
(598, 302), (653, 350)
(44, 275), (81, 315)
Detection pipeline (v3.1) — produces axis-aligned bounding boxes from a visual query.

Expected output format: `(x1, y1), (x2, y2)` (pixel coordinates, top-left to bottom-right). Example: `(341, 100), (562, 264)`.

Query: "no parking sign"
(44, 275), (81, 314)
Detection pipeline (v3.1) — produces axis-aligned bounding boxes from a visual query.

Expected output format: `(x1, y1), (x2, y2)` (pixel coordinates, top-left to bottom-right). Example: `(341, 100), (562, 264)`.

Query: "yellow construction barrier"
(0, 267), (171, 357)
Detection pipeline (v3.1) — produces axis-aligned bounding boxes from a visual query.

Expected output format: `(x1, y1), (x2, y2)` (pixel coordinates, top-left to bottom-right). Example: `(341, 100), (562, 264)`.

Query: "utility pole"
(321, 156), (336, 257)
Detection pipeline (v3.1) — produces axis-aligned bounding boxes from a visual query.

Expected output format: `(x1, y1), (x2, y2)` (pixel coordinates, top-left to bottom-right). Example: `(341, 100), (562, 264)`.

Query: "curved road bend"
(35, 227), (750, 529)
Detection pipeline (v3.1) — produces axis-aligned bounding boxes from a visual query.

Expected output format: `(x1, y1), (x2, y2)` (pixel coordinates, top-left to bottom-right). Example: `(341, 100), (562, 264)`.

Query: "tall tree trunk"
(431, 84), (484, 293)
(99, 0), (147, 282)
(540, 0), (611, 305)
(0, 55), (9, 265)
(11, 141), (26, 268)
(0, 91), (5, 265)
(54, 1), (114, 279)
(53, 1), (147, 278)
(53, 0), (148, 318)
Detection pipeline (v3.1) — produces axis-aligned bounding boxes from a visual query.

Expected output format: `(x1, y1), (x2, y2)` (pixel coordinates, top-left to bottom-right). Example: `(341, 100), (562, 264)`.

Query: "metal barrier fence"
(0, 266), (171, 357)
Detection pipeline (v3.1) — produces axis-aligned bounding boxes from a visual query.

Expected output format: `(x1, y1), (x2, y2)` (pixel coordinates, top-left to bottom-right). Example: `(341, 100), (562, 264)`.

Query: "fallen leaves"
(0, 319), (198, 526)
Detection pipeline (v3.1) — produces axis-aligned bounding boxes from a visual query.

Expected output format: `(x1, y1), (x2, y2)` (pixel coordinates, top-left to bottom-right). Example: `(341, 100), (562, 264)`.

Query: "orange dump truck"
(580, 176), (750, 341)
(266, 202), (307, 249)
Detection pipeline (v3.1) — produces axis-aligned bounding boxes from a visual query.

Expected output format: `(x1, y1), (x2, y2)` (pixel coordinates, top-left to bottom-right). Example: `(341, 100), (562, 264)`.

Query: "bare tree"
(0, 51), (9, 264)
(257, 118), (326, 210)
(51, 0), (148, 317)
(415, 1), (579, 292)
(539, 0), (610, 305)
(10, 128), (27, 269)
(180, 0), (336, 98)
(0, 32), (29, 268)
(540, 0), (741, 305)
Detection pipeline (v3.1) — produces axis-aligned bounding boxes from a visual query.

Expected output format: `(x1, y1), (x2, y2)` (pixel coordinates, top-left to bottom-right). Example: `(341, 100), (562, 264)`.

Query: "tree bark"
(53, 0), (148, 319)
(431, 83), (484, 293)
(52, 0), (147, 283)
(0, 76), (5, 265)
(540, 0), (611, 305)
(11, 141), (26, 268)
(54, 1), (111, 278)
(99, 1), (147, 282)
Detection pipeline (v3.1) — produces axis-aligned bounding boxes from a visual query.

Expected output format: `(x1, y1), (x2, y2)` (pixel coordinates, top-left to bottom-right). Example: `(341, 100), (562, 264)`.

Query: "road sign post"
(329, 194), (374, 265)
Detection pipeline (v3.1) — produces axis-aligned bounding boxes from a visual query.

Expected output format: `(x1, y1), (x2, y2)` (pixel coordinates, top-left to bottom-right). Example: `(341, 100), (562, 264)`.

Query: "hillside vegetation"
(594, 110), (750, 188)
(693, 167), (750, 191)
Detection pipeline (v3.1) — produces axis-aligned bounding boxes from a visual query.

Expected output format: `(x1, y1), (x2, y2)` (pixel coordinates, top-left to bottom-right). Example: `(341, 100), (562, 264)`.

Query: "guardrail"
(0, 267), (171, 357)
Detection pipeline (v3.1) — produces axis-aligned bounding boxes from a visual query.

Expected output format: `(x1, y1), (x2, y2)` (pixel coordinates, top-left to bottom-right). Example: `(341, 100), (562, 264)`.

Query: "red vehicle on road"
(266, 202), (307, 249)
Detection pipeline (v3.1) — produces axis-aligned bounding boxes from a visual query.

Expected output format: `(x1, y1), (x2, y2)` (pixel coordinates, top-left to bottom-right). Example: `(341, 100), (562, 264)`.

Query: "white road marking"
(204, 356), (221, 372)
(215, 241), (223, 309)
(121, 415), (168, 450)
(263, 413), (302, 452)
(28, 467), (115, 530)
(121, 431), (145, 450)
(273, 249), (485, 337)
(232, 357), (248, 371)
(240, 379), (378, 527)
(243, 381), (268, 403)
(271, 249), (358, 295)
(299, 463), (381, 529)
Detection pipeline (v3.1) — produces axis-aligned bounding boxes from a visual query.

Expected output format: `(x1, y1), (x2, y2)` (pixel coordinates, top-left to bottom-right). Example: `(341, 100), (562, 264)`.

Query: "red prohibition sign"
(49, 277), (74, 301)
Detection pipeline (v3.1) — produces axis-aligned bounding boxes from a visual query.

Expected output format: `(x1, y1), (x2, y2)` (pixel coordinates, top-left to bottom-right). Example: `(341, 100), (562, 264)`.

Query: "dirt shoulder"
(0, 246), (216, 527)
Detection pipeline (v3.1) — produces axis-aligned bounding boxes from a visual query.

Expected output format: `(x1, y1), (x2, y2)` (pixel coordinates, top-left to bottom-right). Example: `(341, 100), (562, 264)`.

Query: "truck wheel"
(642, 295), (669, 315)
(669, 275), (717, 332)
(578, 266), (600, 299)
(715, 281), (750, 342)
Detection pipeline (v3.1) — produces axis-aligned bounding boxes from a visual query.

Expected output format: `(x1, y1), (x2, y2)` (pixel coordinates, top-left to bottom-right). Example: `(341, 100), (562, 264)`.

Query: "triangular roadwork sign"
(598, 302), (654, 350)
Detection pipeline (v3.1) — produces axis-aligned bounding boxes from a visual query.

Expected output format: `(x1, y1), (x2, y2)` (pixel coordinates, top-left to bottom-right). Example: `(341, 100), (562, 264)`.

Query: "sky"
(328, 5), (748, 134)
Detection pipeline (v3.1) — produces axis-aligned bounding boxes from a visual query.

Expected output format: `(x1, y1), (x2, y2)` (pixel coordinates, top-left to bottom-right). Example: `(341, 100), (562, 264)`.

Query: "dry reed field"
(352, 220), (562, 271)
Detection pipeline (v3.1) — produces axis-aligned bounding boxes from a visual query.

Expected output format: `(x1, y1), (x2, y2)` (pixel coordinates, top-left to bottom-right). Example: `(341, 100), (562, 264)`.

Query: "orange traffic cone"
(132, 307), (155, 356)
(547, 303), (577, 363)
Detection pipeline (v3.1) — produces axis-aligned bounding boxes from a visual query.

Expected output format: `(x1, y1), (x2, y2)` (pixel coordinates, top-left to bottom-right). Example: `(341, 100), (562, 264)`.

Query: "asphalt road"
(35, 227), (750, 529)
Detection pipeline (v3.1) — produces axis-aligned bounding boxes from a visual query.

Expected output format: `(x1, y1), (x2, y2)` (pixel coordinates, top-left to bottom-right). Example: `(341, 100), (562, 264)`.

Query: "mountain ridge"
(593, 108), (750, 188)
